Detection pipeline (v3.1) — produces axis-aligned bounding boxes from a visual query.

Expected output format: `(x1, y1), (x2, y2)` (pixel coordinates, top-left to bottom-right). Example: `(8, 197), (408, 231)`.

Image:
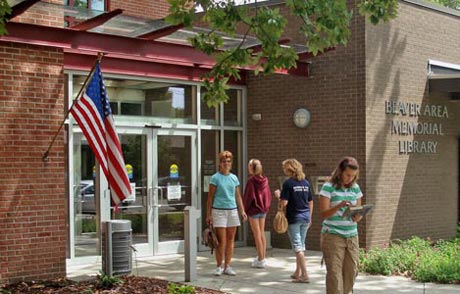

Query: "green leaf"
(165, 0), (398, 108)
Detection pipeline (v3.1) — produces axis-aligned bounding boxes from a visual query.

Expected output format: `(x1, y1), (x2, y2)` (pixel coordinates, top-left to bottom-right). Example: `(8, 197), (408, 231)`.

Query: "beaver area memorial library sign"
(385, 100), (448, 154)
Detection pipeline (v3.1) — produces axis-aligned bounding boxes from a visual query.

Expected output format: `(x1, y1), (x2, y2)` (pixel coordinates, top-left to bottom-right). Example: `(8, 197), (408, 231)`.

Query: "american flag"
(70, 62), (131, 205)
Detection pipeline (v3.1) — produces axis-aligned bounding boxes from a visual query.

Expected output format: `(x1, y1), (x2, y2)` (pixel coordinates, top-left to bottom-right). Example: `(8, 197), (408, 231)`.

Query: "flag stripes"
(70, 62), (131, 205)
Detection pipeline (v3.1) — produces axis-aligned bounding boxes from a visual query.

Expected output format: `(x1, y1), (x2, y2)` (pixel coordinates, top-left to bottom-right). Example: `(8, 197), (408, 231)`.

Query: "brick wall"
(0, 43), (66, 284)
(111, 0), (171, 19)
(11, 0), (172, 28)
(364, 1), (460, 248)
(11, 0), (65, 28)
(247, 1), (460, 251)
(246, 1), (366, 250)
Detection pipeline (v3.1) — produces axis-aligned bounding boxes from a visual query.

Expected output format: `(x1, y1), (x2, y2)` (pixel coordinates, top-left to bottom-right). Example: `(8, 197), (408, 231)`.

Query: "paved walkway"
(67, 247), (460, 293)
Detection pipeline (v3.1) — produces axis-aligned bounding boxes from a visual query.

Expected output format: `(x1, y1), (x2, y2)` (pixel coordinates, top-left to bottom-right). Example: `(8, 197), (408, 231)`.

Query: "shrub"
(359, 237), (430, 276)
(96, 272), (123, 289)
(168, 282), (195, 294)
(359, 236), (459, 284)
(413, 239), (460, 284)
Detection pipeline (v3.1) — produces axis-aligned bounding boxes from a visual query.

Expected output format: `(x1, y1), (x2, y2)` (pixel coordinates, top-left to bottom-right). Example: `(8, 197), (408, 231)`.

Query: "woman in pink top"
(243, 159), (272, 268)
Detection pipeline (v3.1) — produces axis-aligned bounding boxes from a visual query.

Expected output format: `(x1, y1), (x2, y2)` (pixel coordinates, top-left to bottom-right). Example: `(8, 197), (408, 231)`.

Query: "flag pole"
(42, 53), (105, 162)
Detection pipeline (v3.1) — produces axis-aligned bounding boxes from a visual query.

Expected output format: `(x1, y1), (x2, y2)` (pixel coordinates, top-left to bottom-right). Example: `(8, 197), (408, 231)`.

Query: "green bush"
(168, 282), (195, 294)
(82, 218), (97, 233)
(413, 239), (460, 284)
(96, 272), (123, 289)
(119, 214), (145, 234)
(359, 236), (460, 284)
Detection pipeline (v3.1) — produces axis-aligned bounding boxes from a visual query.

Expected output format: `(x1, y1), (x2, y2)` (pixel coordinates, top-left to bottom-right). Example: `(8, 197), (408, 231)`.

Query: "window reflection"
(72, 77), (196, 124)
(224, 89), (241, 126)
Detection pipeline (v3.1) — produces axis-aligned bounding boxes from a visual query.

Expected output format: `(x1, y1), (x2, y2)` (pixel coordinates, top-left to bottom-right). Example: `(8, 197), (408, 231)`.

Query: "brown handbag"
(202, 224), (219, 254)
(273, 202), (288, 233)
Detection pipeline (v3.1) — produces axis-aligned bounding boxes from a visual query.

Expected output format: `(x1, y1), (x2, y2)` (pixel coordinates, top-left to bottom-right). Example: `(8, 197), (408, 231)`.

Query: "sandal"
(290, 274), (298, 279)
(292, 277), (310, 283)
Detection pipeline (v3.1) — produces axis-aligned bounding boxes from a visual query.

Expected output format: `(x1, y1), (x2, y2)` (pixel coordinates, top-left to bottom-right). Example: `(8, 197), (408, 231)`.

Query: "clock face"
(293, 108), (310, 128)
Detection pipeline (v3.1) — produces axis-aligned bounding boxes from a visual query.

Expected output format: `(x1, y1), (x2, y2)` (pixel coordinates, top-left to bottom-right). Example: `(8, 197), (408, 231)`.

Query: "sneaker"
(214, 266), (223, 276)
(251, 258), (266, 268)
(256, 259), (266, 269)
(223, 266), (236, 276)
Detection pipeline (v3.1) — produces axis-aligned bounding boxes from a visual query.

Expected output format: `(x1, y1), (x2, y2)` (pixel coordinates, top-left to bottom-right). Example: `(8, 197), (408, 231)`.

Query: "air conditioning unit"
(102, 220), (132, 276)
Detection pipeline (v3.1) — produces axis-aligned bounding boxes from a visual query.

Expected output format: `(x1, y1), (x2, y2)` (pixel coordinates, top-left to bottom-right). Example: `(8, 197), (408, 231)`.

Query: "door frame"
(151, 129), (197, 255)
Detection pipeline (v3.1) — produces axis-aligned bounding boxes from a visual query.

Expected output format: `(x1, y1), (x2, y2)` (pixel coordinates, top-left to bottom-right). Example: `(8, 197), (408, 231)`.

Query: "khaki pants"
(321, 233), (359, 294)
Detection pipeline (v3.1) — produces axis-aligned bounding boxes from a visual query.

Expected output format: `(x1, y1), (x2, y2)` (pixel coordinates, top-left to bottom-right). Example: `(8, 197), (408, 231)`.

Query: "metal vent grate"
(102, 220), (132, 276)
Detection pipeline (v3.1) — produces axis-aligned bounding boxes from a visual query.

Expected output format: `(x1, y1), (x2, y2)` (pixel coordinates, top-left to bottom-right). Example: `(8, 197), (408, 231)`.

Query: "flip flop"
(292, 277), (310, 283)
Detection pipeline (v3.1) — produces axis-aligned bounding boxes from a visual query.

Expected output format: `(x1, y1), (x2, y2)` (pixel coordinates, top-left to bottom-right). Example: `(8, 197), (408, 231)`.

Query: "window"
(64, 0), (108, 27)
(64, 0), (106, 11)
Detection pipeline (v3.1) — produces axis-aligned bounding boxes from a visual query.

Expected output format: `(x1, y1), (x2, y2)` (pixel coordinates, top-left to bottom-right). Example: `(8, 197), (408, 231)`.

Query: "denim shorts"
(249, 212), (266, 219)
(287, 222), (309, 252)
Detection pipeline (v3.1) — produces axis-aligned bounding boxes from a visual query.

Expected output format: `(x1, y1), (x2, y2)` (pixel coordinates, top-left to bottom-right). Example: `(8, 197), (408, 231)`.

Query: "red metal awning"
(2, 1), (318, 81)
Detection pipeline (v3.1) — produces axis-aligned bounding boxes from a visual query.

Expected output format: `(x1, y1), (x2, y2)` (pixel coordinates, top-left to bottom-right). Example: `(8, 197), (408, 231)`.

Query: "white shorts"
(212, 208), (241, 228)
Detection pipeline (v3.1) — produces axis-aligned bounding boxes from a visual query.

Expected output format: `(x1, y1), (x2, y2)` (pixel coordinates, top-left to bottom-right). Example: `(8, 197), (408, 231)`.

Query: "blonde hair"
(282, 159), (305, 181)
(248, 159), (263, 176)
(330, 156), (359, 188)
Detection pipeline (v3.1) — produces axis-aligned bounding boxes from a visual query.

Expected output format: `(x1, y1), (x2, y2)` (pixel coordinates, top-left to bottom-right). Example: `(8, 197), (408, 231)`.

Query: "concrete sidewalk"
(67, 247), (460, 293)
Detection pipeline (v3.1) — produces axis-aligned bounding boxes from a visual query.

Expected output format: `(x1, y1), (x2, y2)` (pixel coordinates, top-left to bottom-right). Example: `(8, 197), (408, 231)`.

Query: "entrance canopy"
(428, 60), (460, 99)
(2, 0), (321, 81)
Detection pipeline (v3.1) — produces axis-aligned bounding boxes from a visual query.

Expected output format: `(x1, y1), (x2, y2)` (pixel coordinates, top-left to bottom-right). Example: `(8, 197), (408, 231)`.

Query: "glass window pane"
(224, 130), (242, 178)
(224, 130), (243, 241)
(72, 77), (196, 124)
(200, 130), (220, 230)
(73, 132), (98, 257)
(112, 134), (148, 246)
(110, 102), (119, 114)
(200, 88), (220, 125)
(147, 86), (195, 123)
(70, 0), (88, 8)
(91, 0), (105, 11)
(121, 102), (142, 115)
(224, 89), (242, 126)
(157, 135), (192, 242)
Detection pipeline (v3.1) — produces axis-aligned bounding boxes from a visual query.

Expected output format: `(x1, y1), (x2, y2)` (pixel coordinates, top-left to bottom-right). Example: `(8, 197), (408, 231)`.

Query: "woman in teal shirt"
(206, 151), (247, 276)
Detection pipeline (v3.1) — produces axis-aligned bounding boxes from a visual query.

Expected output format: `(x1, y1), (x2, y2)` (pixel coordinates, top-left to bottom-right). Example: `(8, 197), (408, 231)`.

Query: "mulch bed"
(1, 276), (227, 294)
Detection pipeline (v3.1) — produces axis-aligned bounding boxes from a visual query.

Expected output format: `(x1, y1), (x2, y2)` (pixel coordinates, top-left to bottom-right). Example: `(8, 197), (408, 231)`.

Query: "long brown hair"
(329, 156), (359, 188)
(282, 159), (305, 181)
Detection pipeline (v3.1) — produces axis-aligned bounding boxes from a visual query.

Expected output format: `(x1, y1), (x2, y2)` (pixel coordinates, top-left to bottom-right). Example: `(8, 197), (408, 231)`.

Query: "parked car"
(78, 180), (138, 214)
(79, 180), (96, 214)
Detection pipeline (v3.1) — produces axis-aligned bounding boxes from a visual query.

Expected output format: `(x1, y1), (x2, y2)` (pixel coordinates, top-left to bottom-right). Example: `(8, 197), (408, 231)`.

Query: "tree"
(166, 0), (398, 107)
(0, 0), (10, 35)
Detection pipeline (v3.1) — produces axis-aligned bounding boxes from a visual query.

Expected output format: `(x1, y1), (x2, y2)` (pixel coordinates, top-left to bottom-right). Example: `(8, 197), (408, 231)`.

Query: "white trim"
(403, 0), (460, 17)
(428, 59), (460, 71)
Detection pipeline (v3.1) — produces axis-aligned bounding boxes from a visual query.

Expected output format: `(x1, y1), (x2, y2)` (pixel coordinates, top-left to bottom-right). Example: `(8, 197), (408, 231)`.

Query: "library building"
(1, 0), (460, 283)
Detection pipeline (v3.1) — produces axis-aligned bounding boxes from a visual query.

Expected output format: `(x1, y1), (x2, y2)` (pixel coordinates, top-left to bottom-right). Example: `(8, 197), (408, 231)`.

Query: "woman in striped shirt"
(319, 157), (363, 294)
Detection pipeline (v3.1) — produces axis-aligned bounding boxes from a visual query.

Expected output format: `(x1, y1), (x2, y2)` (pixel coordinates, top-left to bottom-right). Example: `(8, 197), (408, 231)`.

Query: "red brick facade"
(0, 43), (66, 282)
(246, 1), (367, 250)
(246, 1), (460, 250)
(364, 2), (460, 248)
(1, 0), (459, 284)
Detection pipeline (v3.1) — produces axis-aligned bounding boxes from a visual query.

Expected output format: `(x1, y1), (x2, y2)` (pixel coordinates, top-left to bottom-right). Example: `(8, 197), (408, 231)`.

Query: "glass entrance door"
(111, 129), (196, 256)
(152, 130), (196, 254)
(71, 128), (196, 258)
